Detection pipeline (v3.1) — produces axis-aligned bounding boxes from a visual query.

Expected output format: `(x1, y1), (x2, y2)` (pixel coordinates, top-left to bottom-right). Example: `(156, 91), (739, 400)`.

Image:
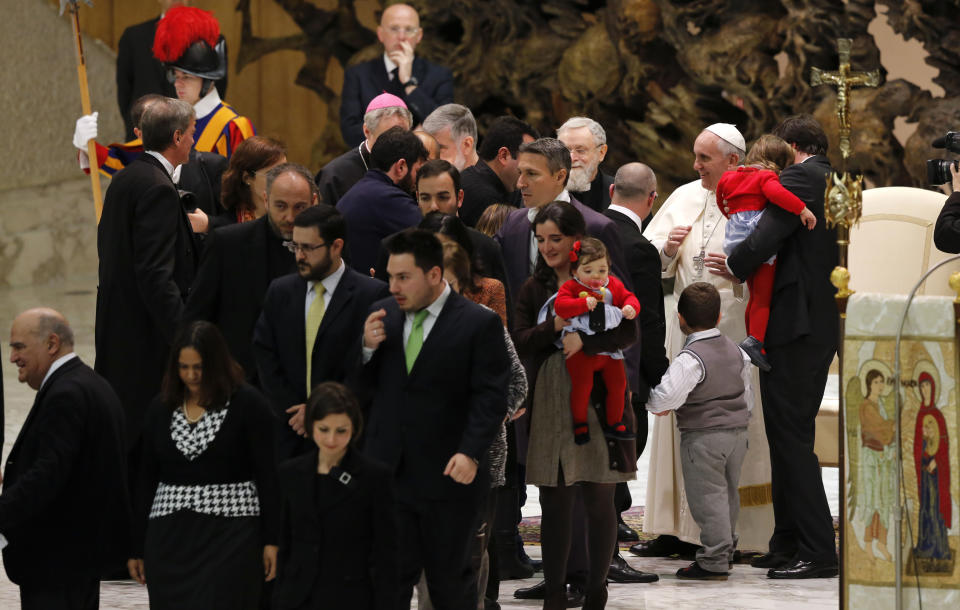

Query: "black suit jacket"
(184, 215), (296, 380)
(0, 357), (130, 586)
(116, 18), (227, 141)
(604, 208), (669, 399)
(96, 153), (198, 446)
(339, 57), (454, 146)
(316, 143), (370, 207)
(727, 155), (839, 348)
(358, 291), (509, 502)
(274, 449), (398, 610)
(253, 268), (389, 454)
(495, 196), (630, 310)
(571, 171), (614, 213)
(179, 149), (232, 231)
(934, 191), (960, 253)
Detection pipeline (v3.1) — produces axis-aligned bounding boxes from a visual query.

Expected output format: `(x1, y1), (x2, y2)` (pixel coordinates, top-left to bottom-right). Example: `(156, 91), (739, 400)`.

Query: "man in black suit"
(254, 205), (389, 459)
(558, 117), (614, 213)
(717, 114), (839, 578)
(339, 3), (454, 146)
(495, 138), (628, 303)
(2, 309), (129, 609)
(336, 127), (427, 274)
(316, 93), (412, 207)
(360, 229), (509, 608)
(115, 0), (227, 140)
(185, 162), (318, 381)
(421, 104), (479, 171)
(95, 97), (198, 454)
(604, 163), (669, 550)
(460, 116), (538, 227)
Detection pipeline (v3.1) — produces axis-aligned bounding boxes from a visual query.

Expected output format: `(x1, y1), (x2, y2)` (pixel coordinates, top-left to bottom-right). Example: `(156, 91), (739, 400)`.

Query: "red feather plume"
(152, 5), (221, 63)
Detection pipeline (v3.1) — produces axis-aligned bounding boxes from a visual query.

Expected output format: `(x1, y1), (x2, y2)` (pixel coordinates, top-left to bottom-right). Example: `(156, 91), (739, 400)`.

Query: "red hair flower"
(569, 240), (581, 262)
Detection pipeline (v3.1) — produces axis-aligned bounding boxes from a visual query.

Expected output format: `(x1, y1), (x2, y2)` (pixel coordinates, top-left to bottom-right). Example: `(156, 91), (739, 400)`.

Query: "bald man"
(339, 3), (454, 146)
(2, 309), (129, 610)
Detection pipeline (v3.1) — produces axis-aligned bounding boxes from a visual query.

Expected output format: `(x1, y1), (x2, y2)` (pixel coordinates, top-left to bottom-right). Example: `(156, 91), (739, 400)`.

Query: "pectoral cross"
(810, 38), (880, 161)
(693, 249), (705, 278)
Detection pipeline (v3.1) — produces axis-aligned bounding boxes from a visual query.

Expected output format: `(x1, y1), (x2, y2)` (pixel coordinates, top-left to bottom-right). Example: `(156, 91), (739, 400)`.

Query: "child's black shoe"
(603, 420), (635, 440)
(573, 422), (590, 445)
(739, 336), (771, 372)
(676, 562), (728, 580)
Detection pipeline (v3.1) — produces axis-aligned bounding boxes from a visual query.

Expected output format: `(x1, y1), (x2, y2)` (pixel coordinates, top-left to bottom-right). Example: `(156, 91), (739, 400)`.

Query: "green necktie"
(305, 283), (326, 395)
(405, 310), (429, 373)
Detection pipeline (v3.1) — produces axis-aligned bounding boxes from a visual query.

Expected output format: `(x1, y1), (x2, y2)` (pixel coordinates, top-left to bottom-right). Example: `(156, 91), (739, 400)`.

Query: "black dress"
(134, 384), (279, 610)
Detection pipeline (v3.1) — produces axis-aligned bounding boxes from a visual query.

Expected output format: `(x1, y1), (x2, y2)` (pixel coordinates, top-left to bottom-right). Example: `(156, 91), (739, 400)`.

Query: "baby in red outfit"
(716, 134), (816, 371)
(554, 238), (639, 444)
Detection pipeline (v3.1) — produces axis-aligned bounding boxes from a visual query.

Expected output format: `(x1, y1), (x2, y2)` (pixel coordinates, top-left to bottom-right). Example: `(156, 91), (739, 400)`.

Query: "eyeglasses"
(385, 26), (420, 36)
(568, 144), (602, 157)
(284, 241), (329, 254)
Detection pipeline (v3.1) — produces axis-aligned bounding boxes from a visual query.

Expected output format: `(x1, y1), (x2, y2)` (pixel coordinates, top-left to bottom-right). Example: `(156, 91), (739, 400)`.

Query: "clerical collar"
(194, 88), (222, 120)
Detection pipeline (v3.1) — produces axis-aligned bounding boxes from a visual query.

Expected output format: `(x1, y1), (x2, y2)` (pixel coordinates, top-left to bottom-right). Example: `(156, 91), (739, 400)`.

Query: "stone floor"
(0, 274), (840, 608)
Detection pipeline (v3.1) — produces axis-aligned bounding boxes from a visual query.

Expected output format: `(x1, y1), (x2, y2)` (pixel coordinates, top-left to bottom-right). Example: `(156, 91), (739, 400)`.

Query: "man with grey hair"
(96, 96), (199, 464)
(635, 123), (775, 561)
(3, 308), (129, 609)
(557, 116), (613, 212)
(318, 93), (413, 206)
(185, 162), (318, 381)
(421, 103), (479, 170)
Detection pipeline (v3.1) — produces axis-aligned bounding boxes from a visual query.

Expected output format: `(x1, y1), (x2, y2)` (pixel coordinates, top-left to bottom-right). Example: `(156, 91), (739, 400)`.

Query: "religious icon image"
(908, 363), (954, 575)
(846, 360), (896, 563)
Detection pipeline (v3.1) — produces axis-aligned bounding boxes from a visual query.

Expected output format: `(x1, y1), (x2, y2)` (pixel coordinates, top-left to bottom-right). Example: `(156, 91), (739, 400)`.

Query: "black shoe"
(603, 423), (635, 440)
(497, 541), (535, 580)
(739, 336), (772, 372)
(582, 586), (608, 610)
(767, 559), (839, 579)
(617, 521), (640, 542)
(608, 552), (660, 583)
(750, 552), (793, 569)
(676, 561), (729, 580)
(628, 535), (698, 559)
(514, 580), (584, 606)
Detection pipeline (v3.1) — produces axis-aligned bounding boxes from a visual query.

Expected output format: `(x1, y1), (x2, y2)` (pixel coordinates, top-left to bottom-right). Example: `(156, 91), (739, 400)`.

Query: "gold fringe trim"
(739, 483), (773, 507)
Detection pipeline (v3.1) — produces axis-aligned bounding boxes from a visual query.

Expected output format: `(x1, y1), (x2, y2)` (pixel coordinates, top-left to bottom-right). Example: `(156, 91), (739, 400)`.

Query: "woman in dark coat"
(274, 382), (399, 610)
(128, 321), (280, 610)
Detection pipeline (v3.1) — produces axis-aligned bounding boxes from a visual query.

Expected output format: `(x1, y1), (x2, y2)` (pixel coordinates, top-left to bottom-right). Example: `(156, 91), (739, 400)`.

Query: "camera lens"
(927, 159), (959, 185)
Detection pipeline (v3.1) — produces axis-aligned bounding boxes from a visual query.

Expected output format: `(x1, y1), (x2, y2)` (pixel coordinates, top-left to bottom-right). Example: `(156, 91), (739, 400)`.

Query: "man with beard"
(253, 205), (388, 458)
(316, 93), (413, 207)
(557, 117), (613, 213)
(422, 104), (479, 171)
(184, 163), (319, 382)
(336, 126), (428, 274)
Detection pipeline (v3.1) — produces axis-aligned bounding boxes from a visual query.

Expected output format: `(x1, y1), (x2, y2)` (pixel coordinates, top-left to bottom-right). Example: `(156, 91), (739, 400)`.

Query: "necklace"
(358, 142), (369, 171)
(182, 401), (204, 424)
(693, 193), (722, 279)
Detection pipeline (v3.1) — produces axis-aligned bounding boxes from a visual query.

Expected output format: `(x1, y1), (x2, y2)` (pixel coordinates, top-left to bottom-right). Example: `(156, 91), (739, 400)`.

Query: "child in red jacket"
(554, 238), (640, 444)
(716, 134), (816, 372)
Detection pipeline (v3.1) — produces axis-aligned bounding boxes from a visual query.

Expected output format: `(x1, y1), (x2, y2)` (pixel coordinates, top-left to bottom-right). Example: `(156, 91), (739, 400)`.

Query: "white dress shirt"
(362, 282), (452, 362)
(646, 328), (753, 414)
(607, 204), (645, 233)
(304, 259), (346, 320)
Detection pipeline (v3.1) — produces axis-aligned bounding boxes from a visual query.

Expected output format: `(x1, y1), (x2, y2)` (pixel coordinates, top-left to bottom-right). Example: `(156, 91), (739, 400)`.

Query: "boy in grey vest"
(646, 282), (753, 580)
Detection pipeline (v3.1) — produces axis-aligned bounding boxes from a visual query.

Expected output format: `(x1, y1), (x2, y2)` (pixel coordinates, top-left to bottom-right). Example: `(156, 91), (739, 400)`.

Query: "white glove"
(73, 112), (98, 150)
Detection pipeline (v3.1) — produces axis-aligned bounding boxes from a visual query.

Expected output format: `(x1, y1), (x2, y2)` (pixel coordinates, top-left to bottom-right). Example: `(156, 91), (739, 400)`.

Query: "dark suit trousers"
(397, 496), (483, 610)
(762, 337), (837, 563)
(20, 579), (99, 610)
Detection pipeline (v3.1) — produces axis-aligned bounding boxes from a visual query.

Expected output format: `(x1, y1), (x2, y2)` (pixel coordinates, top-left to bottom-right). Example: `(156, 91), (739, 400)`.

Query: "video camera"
(927, 132), (960, 185)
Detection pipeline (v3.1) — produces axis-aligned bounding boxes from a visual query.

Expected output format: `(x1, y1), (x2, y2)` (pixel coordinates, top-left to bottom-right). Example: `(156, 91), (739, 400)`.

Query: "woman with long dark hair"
(128, 321), (279, 609)
(220, 136), (287, 223)
(512, 201), (639, 609)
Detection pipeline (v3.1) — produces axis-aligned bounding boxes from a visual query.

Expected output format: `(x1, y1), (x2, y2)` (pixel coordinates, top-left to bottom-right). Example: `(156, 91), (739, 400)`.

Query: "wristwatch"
(402, 76), (419, 88)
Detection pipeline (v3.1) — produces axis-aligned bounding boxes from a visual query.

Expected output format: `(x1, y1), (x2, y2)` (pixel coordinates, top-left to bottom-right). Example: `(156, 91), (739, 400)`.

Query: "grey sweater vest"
(676, 334), (749, 431)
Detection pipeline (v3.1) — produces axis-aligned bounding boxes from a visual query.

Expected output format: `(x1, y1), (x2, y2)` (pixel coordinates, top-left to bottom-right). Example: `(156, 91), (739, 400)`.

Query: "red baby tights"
(745, 261), (776, 343)
(565, 351), (627, 427)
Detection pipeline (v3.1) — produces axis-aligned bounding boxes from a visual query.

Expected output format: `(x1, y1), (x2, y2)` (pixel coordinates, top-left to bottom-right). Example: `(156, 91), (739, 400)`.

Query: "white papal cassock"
(642, 179), (774, 552)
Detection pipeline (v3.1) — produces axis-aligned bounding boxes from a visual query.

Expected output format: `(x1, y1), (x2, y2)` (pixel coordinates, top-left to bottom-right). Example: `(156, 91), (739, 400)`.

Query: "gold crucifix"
(810, 38), (880, 161)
